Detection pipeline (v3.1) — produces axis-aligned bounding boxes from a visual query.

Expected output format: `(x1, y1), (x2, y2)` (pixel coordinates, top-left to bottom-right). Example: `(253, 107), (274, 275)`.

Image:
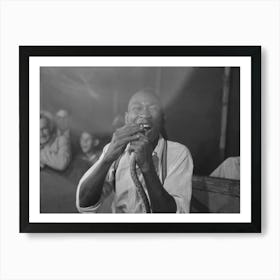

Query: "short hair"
(128, 88), (161, 108)
(80, 131), (94, 139)
(56, 109), (69, 118)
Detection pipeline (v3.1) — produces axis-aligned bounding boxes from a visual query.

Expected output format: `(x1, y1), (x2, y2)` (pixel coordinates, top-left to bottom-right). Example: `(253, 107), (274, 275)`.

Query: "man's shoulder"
(166, 140), (192, 157)
(164, 140), (193, 171)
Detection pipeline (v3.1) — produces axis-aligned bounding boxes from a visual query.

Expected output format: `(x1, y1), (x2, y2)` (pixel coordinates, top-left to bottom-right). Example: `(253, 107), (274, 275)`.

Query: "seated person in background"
(79, 131), (101, 165)
(40, 111), (71, 171)
(76, 89), (193, 213)
(55, 109), (71, 140)
(210, 156), (240, 180)
(112, 114), (125, 131)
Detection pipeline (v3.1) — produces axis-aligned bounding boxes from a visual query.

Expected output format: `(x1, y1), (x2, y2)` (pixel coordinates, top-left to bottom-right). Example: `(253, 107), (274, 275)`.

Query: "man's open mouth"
(139, 123), (152, 132)
(139, 123), (152, 134)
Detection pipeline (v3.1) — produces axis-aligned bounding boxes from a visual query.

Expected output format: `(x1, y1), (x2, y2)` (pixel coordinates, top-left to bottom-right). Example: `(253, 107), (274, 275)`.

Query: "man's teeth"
(140, 124), (151, 130)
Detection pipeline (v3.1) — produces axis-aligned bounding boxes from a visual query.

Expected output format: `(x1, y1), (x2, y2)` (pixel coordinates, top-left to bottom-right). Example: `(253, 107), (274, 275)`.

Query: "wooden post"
(219, 67), (231, 161)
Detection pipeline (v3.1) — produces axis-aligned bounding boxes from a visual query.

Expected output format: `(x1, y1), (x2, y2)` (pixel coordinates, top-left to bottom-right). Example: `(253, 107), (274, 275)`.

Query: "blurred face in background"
(56, 110), (69, 132)
(80, 132), (99, 154)
(40, 117), (51, 145)
(125, 90), (163, 143)
(112, 115), (125, 131)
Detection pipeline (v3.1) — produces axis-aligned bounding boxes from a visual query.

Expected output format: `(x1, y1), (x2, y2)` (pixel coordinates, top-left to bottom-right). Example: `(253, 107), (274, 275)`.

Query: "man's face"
(40, 118), (51, 145)
(80, 132), (93, 154)
(125, 91), (163, 143)
(56, 115), (69, 131)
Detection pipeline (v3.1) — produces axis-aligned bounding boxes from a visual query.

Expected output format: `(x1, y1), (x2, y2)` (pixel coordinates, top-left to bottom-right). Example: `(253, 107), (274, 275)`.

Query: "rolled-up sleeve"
(76, 144), (114, 213)
(163, 145), (193, 213)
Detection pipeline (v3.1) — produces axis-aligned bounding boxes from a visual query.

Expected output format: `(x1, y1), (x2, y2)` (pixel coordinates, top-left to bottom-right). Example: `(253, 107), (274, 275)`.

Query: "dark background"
(40, 67), (240, 175)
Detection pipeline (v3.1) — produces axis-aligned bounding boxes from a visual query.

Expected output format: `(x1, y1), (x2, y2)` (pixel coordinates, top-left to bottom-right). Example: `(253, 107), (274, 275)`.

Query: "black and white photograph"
(3, 1), (279, 279)
(20, 46), (260, 232)
(40, 66), (240, 214)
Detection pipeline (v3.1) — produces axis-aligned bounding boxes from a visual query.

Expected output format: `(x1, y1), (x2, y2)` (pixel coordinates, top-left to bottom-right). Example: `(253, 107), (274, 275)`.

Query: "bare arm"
(128, 134), (176, 213)
(142, 164), (176, 213)
(78, 124), (143, 208)
(78, 157), (114, 207)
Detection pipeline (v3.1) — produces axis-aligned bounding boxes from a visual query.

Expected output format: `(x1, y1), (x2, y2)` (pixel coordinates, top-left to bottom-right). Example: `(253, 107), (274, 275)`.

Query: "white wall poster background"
(0, 0), (279, 280)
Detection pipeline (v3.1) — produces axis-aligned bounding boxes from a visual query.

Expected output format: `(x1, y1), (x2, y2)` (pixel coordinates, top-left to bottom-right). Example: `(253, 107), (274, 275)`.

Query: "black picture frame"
(20, 46), (261, 233)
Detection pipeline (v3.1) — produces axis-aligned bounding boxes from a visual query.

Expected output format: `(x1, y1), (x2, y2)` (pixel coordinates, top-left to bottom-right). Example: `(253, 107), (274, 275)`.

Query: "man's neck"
(151, 135), (160, 151)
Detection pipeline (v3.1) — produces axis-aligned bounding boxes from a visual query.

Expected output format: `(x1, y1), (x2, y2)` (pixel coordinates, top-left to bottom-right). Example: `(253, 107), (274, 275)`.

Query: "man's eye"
(149, 105), (160, 112)
(131, 106), (141, 112)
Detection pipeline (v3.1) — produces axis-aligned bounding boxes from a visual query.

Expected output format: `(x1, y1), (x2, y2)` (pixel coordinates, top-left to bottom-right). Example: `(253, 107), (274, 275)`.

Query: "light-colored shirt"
(210, 157), (240, 180)
(57, 129), (70, 139)
(76, 137), (193, 213)
(40, 134), (71, 171)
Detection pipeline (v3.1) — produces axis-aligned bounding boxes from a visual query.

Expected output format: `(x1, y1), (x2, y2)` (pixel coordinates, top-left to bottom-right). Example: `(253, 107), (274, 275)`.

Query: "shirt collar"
(153, 134), (164, 160)
(124, 134), (164, 160)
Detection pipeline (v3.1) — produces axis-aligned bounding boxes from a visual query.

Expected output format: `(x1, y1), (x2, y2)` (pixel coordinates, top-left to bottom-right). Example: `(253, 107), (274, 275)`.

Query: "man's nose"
(139, 106), (151, 117)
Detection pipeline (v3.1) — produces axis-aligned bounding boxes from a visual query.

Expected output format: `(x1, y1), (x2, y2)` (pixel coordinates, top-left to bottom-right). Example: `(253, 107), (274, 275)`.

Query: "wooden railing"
(40, 168), (240, 213)
(191, 175), (240, 213)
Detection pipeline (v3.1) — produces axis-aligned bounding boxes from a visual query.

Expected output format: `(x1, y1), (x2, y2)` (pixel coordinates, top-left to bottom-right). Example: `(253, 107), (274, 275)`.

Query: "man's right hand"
(103, 124), (143, 164)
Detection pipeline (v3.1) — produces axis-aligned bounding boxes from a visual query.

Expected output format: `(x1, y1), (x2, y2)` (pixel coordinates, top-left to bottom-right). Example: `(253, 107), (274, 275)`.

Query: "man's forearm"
(78, 158), (113, 207)
(142, 166), (176, 213)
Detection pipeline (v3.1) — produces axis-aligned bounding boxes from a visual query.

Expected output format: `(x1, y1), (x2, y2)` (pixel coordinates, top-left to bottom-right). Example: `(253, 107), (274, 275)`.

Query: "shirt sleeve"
(40, 135), (71, 171)
(75, 144), (115, 213)
(163, 146), (193, 213)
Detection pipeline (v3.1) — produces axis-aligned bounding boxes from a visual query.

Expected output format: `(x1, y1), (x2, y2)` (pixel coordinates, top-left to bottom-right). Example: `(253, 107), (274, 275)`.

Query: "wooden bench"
(40, 170), (240, 213)
(191, 175), (240, 213)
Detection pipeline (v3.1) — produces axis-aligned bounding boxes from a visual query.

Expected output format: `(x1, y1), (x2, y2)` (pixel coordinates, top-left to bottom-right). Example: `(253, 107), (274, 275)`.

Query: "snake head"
(139, 123), (152, 134)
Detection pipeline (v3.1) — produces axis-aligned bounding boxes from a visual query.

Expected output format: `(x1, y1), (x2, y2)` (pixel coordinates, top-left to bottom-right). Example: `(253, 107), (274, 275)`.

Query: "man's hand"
(103, 124), (143, 164)
(128, 134), (154, 172)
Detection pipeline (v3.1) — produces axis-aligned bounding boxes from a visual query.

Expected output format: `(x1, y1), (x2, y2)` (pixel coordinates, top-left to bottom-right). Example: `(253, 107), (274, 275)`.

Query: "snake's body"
(130, 153), (151, 213)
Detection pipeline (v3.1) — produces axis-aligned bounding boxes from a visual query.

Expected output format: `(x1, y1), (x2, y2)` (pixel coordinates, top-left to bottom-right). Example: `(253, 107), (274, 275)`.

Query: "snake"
(129, 124), (152, 213)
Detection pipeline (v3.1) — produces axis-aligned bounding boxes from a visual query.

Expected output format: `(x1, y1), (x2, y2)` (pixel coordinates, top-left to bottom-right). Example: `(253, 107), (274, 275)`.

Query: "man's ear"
(125, 112), (129, 124)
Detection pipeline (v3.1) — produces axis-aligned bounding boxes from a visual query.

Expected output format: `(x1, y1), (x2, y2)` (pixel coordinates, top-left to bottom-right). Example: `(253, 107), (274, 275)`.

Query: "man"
(79, 131), (101, 165)
(76, 89), (193, 213)
(55, 109), (70, 139)
(40, 111), (71, 171)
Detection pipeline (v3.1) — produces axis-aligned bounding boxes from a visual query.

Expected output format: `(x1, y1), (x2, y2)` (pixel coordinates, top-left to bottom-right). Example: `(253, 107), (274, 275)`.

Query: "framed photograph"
(20, 46), (261, 233)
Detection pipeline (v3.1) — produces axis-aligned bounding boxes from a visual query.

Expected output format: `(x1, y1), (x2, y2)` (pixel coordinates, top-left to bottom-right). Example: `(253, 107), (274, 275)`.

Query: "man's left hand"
(128, 134), (154, 172)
